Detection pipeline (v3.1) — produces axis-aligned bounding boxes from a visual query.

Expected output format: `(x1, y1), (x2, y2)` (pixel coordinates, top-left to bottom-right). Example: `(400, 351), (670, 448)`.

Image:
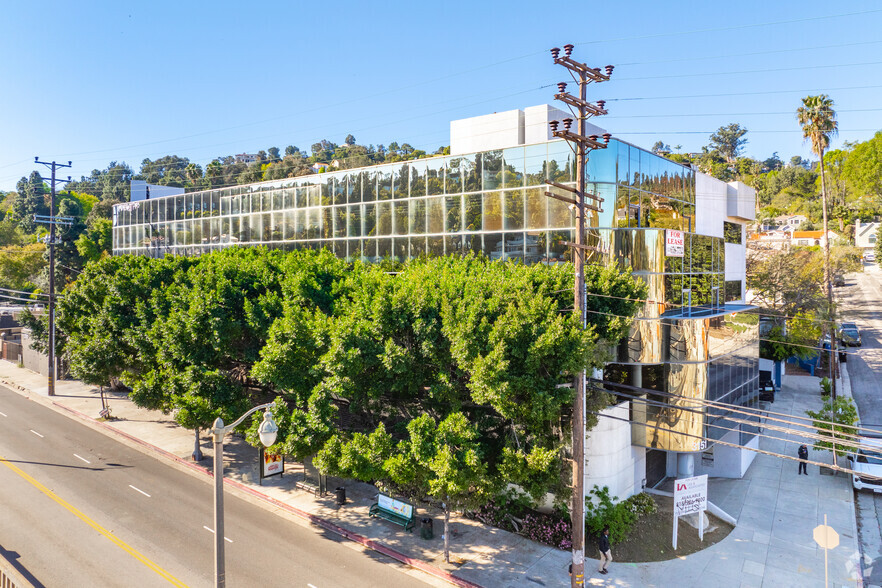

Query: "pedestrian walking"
(798, 443), (809, 475)
(597, 527), (612, 575)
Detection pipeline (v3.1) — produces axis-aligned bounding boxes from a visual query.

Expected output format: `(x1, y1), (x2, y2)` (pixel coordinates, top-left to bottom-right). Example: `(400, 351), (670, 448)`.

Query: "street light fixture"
(211, 403), (278, 587)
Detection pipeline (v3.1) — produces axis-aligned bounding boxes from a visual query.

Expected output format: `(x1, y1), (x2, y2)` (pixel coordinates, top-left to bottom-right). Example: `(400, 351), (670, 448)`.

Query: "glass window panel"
(364, 203), (376, 237)
(410, 236), (426, 257)
(427, 236), (444, 257)
(333, 176), (346, 205)
(587, 145), (616, 183)
(220, 197), (230, 218)
(526, 231), (545, 264)
(410, 162), (426, 198)
(503, 147), (525, 189)
(394, 164), (409, 199)
(334, 207), (347, 238)
(445, 157), (462, 193)
(525, 143), (547, 187)
(485, 232), (504, 260)
(445, 234), (463, 255)
(307, 209), (321, 239)
(482, 150), (503, 190)
(483, 192), (503, 231)
(463, 154), (480, 192)
(465, 233), (482, 254)
(393, 237), (407, 261)
(427, 197), (444, 234)
(250, 214), (262, 242)
(409, 199), (426, 234)
(377, 237), (392, 260)
(361, 171), (376, 203)
(294, 210), (305, 240)
(267, 212), (280, 241)
(394, 201), (408, 235)
(283, 188), (294, 209)
(332, 240), (346, 258)
(464, 194), (482, 231)
(525, 187), (546, 230)
(295, 186), (307, 208)
(548, 196), (574, 229)
(283, 210), (295, 240)
(426, 159), (444, 196)
(348, 205), (362, 237)
(504, 189), (524, 230)
(376, 202), (392, 235)
(272, 190), (282, 212)
(346, 173), (359, 204)
(322, 208), (332, 239)
(547, 141), (573, 183)
(549, 230), (573, 263)
(379, 167), (393, 200)
(446, 195), (462, 233)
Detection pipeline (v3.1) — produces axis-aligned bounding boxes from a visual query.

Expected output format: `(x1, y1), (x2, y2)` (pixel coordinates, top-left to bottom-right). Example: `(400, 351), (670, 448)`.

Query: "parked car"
(864, 251), (876, 263)
(759, 381), (775, 402)
(848, 436), (882, 492)
(840, 322), (862, 347)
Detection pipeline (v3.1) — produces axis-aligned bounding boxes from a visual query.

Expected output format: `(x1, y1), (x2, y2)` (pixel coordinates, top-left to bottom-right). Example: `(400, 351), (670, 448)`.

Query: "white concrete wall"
(130, 180), (185, 202)
(524, 104), (606, 146)
(586, 401), (640, 500)
(724, 240), (745, 297)
(695, 172), (726, 239)
(450, 109), (524, 155)
(726, 181), (756, 221)
(692, 428), (757, 478)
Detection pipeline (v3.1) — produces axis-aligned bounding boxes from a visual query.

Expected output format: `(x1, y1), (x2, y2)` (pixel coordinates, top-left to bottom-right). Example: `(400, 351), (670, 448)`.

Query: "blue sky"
(1, 1), (880, 191)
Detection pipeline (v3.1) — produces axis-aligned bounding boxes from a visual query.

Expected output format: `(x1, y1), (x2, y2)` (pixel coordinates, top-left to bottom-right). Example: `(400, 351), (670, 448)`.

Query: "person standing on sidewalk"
(597, 527), (612, 575)
(798, 443), (809, 475)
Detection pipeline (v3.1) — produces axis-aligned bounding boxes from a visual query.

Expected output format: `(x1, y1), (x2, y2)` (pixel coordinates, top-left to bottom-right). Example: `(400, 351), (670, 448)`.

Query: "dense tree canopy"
(54, 249), (645, 518)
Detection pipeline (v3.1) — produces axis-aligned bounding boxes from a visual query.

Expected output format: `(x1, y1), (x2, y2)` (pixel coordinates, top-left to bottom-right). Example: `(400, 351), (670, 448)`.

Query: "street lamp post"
(211, 403), (278, 588)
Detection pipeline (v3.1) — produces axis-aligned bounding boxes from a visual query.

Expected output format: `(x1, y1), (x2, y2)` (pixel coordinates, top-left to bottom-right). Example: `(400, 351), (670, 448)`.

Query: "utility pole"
(547, 44), (612, 588)
(34, 158), (71, 397)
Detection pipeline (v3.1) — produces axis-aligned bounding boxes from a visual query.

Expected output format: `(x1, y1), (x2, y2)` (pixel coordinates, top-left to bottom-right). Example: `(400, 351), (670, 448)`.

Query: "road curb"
(2, 378), (482, 588)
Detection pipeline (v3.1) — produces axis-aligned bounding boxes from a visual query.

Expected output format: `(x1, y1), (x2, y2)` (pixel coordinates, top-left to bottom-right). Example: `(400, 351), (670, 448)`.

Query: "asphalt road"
(839, 264), (882, 585)
(0, 385), (429, 588)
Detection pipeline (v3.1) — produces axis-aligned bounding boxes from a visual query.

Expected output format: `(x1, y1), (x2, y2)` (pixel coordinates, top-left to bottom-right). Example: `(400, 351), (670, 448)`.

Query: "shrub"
(585, 486), (656, 544)
(521, 512), (572, 550)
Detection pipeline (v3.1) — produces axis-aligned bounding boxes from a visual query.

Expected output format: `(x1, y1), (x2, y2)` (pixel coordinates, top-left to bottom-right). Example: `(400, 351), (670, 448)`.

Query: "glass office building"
(113, 136), (758, 479)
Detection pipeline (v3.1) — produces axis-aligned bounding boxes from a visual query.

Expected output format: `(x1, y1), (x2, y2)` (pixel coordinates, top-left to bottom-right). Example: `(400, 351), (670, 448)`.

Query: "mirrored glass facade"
(113, 137), (755, 453)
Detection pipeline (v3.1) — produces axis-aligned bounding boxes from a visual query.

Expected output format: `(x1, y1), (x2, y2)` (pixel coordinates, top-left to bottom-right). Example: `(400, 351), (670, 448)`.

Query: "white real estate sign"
(674, 474), (707, 516)
(672, 474), (708, 549)
(665, 229), (685, 257)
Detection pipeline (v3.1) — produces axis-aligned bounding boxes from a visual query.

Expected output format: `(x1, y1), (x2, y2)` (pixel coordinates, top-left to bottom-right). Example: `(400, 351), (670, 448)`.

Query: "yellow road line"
(0, 454), (188, 587)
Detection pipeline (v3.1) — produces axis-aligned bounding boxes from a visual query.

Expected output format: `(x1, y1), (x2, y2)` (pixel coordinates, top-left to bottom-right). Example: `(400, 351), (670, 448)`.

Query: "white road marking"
(29, 430), (43, 438)
(203, 526), (232, 543)
(0, 411), (7, 417)
(73, 454), (91, 464)
(129, 485), (151, 498)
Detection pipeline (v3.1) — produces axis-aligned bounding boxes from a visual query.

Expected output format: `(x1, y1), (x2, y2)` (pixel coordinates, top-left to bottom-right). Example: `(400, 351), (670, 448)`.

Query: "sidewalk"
(0, 362), (864, 587)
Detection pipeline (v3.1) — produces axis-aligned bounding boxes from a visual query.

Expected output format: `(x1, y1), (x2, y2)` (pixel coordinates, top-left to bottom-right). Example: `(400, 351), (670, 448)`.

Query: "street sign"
(674, 474), (708, 517)
(814, 523), (839, 549)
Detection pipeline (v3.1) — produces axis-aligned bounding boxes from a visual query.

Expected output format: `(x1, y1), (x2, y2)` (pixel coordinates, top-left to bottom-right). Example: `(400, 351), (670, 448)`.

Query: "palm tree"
(797, 94), (838, 397)
(184, 162), (203, 192)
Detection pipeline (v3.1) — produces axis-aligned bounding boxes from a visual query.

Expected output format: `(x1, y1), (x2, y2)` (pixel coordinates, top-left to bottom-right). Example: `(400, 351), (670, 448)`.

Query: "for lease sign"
(665, 229), (685, 257)
(673, 474), (707, 517)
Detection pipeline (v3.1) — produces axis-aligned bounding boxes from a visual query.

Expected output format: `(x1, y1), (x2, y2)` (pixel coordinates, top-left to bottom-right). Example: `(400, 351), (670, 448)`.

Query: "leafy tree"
(876, 225), (882, 260)
(13, 172), (49, 232)
(0, 243), (45, 291)
(842, 131), (882, 199)
(806, 395), (857, 458)
(709, 123), (748, 163)
(344, 134), (356, 146)
(285, 145), (299, 156)
(267, 147), (281, 162)
(75, 218), (112, 263)
(650, 141), (671, 154)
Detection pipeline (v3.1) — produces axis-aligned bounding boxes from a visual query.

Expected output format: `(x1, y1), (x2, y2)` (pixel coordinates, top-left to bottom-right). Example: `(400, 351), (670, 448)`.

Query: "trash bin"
(335, 487), (346, 505)
(420, 517), (434, 540)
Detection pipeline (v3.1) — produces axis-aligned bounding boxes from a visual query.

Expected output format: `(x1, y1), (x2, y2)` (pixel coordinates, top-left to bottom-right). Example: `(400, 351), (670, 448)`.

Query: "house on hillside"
(235, 153), (259, 164)
(791, 230), (840, 247)
(855, 219), (881, 252)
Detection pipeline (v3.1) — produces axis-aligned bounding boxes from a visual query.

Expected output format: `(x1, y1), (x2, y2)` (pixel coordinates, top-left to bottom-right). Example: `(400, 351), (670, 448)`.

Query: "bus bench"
(369, 494), (416, 532)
